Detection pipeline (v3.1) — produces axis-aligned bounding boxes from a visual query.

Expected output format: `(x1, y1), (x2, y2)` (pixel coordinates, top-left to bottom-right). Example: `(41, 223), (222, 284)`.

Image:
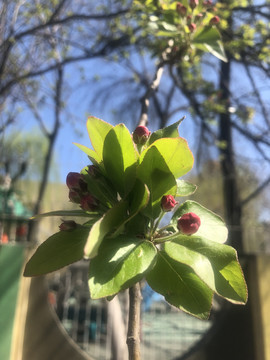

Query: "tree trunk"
(218, 57), (243, 253)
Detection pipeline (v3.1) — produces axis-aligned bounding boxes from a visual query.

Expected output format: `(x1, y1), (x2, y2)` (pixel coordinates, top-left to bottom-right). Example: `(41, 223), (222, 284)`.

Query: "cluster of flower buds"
(175, 0), (220, 32)
(177, 212), (201, 235)
(133, 125), (151, 145)
(160, 196), (201, 235)
(66, 171), (99, 211)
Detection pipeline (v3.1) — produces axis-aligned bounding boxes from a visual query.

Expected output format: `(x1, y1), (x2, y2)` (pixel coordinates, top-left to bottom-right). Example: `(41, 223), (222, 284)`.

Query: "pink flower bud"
(209, 16), (220, 25)
(80, 194), (99, 211)
(161, 195), (178, 212)
(59, 220), (77, 231)
(133, 126), (151, 145)
(189, 0), (198, 10)
(177, 212), (201, 235)
(188, 23), (197, 32)
(68, 190), (81, 204)
(195, 13), (203, 22)
(176, 2), (187, 16)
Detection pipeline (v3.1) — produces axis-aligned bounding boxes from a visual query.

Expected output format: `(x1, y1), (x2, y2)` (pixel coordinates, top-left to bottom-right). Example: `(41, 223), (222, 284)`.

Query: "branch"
(241, 175), (270, 207)
(1, 8), (130, 46)
(0, 34), (131, 97)
(138, 58), (165, 127)
(230, 120), (270, 147)
(244, 63), (270, 128)
(127, 283), (142, 360)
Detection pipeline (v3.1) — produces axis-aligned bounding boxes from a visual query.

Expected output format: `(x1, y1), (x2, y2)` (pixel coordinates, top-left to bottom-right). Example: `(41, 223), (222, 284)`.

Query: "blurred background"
(0, 1), (270, 360)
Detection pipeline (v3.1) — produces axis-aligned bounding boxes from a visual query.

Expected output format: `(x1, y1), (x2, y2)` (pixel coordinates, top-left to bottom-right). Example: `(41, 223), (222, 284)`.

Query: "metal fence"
(46, 261), (213, 360)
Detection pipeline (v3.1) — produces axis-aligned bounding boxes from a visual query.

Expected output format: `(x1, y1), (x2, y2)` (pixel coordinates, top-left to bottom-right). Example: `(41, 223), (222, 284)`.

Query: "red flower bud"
(209, 16), (220, 25)
(133, 126), (151, 145)
(59, 220), (77, 231)
(176, 2), (187, 16)
(66, 172), (86, 191)
(189, 0), (198, 10)
(177, 212), (201, 235)
(80, 194), (99, 211)
(161, 195), (178, 212)
(68, 190), (81, 204)
(188, 23), (197, 32)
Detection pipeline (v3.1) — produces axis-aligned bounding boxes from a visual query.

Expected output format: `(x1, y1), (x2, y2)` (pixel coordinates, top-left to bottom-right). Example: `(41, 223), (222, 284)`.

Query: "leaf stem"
(150, 210), (165, 239)
(127, 283), (142, 360)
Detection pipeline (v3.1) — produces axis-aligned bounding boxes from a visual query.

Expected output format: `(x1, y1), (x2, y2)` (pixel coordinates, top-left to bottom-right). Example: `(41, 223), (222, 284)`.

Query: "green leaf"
(86, 116), (113, 162)
(146, 251), (213, 319)
(164, 236), (247, 304)
(193, 26), (221, 44)
(149, 118), (184, 145)
(73, 143), (102, 164)
(193, 26), (227, 62)
(172, 200), (228, 243)
(84, 201), (128, 259)
(31, 209), (99, 219)
(137, 146), (177, 219)
(176, 179), (197, 197)
(128, 179), (150, 215)
(140, 137), (194, 179)
(112, 180), (150, 237)
(89, 237), (157, 298)
(81, 166), (117, 207)
(24, 226), (90, 276)
(194, 41), (228, 62)
(103, 124), (139, 197)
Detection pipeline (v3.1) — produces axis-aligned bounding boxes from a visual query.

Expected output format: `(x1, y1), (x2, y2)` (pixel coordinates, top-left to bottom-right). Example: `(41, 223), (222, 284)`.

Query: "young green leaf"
(193, 27), (227, 62)
(172, 200), (228, 243)
(137, 145), (177, 219)
(89, 237), (157, 299)
(140, 137), (194, 179)
(31, 209), (99, 219)
(164, 236), (248, 304)
(146, 251), (213, 319)
(176, 179), (197, 197)
(103, 124), (139, 197)
(84, 201), (128, 259)
(86, 116), (113, 162)
(149, 118), (184, 145)
(24, 226), (90, 276)
(73, 143), (102, 165)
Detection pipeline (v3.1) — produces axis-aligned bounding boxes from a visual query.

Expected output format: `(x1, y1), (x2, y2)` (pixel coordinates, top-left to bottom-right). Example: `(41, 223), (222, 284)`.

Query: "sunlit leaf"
(103, 124), (139, 197)
(84, 201), (128, 259)
(146, 251), (213, 319)
(74, 143), (102, 165)
(137, 146), (176, 219)
(89, 237), (157, 298)
(164, 236), (247, 304)
(172, 200), (228, 243)
(140, 137), (194, 179)
(24, 226), (90, 276)
(176, 179), (197, 197)
(86, 116), (113, 162)
(149, 118), (184, 145)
